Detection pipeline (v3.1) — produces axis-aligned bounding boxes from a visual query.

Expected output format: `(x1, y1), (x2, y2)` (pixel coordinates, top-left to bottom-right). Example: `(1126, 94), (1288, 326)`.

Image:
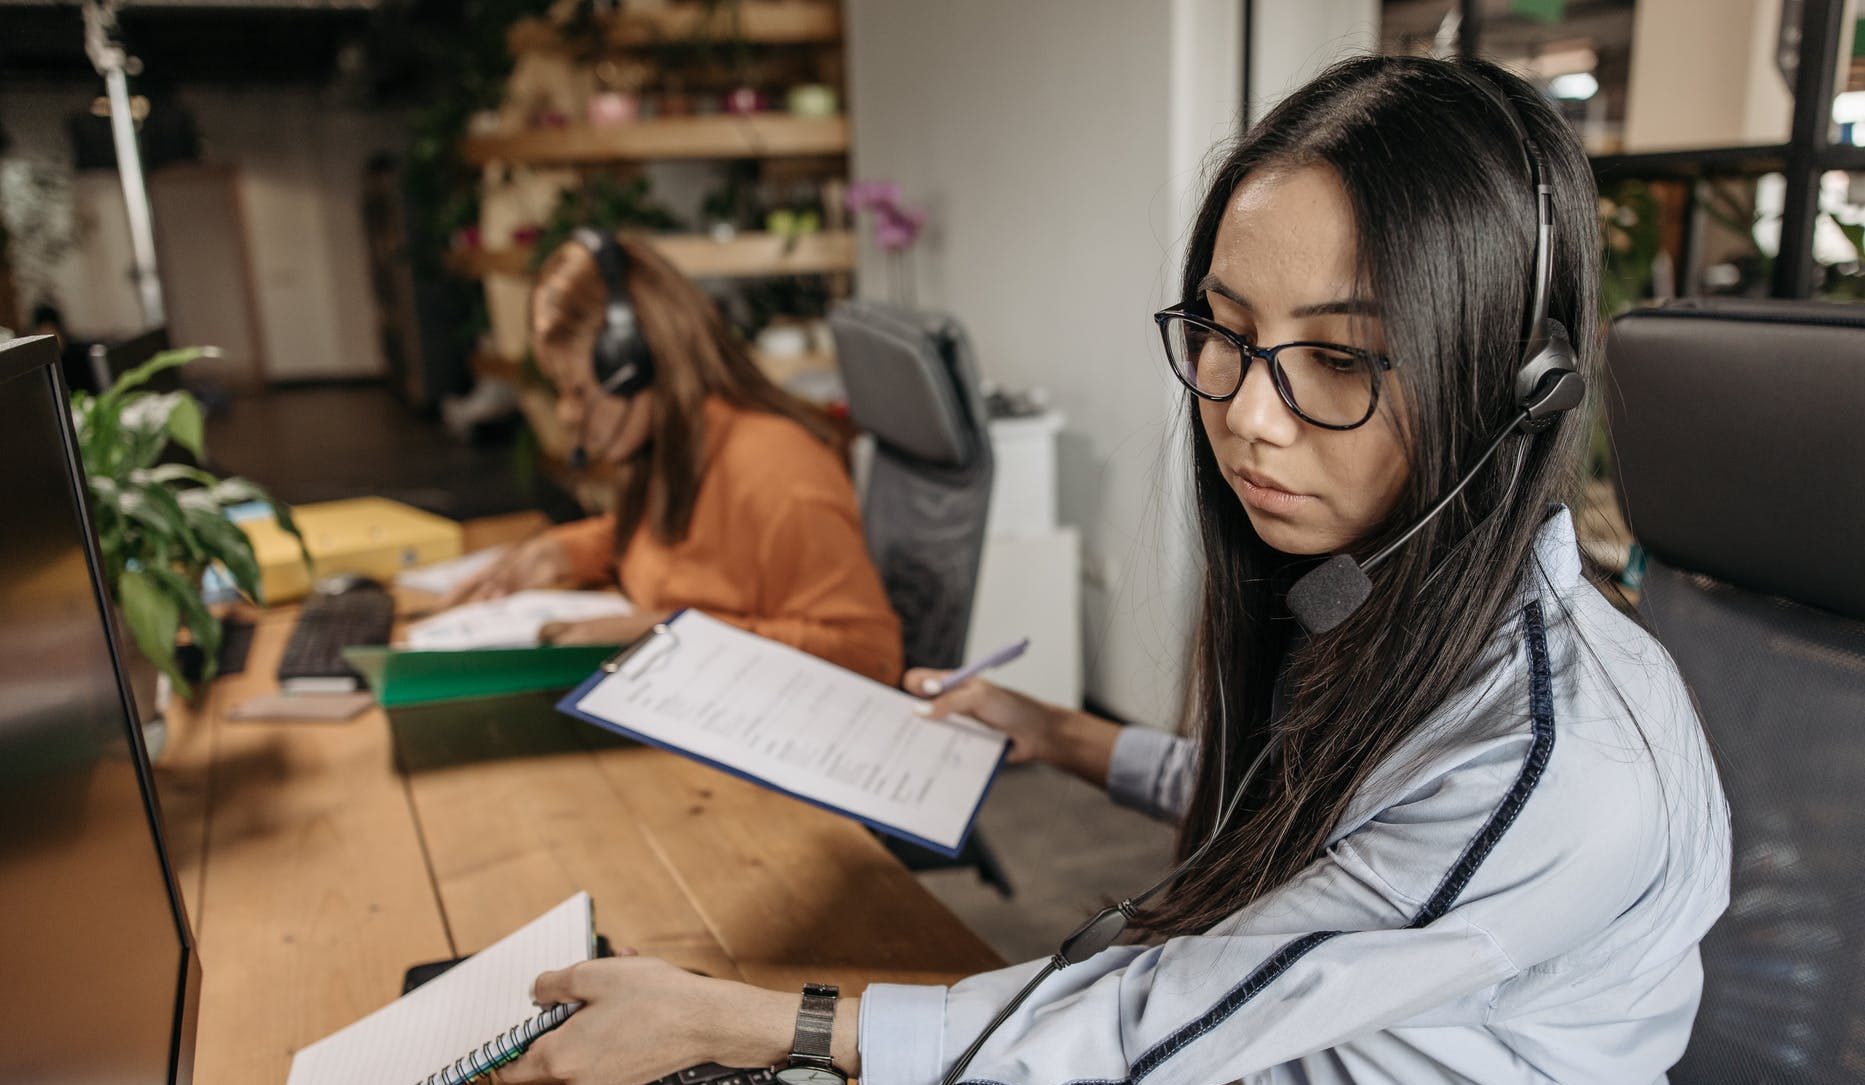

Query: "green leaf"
(99, 346), (208, 407)
(205, 476), (272, 506)
(165, 394), (205, 461)
(184, 502), (265, 602)
(144, 564), (223, 687)
(121, 480), (203, 563)
(211, 477), (311, 578)
(136, 463), (220, 489)
(1837, 218), (1865, 262)
(118, 391), (206, 469)
(117, 568), (190, 698)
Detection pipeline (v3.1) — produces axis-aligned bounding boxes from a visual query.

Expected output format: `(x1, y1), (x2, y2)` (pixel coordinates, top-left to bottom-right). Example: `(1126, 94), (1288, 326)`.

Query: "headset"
(568, 228), (656, 468)
(939, 64), (1585, 1085)
(1284, 65), (1586, 636)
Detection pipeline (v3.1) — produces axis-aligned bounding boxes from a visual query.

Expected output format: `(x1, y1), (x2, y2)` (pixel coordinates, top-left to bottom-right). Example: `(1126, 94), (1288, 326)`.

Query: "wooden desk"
(154, 514), (1003, 1085)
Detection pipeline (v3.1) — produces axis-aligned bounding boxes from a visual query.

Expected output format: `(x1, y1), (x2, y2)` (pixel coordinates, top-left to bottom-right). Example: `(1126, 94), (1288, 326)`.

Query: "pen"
(919, 637), (1031, 697)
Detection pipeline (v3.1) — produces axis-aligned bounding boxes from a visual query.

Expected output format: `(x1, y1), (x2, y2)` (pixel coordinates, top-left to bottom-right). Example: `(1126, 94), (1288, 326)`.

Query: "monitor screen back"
(0, 339), (195, 1084)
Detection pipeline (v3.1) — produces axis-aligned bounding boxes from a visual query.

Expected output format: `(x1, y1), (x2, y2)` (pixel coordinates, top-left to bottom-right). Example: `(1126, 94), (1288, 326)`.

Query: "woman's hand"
(500, 955), (796, 1085)
(906, 668), (1123, 785)
(906, 668), (1070, 766)
(442, 535), (576, 607)
(537, 611), (670, 646)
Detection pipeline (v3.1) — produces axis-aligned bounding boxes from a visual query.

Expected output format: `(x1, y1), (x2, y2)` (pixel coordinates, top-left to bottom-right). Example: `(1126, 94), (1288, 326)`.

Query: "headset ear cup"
(579, 229), (657, 399)
(1514, 320), (1584, 430)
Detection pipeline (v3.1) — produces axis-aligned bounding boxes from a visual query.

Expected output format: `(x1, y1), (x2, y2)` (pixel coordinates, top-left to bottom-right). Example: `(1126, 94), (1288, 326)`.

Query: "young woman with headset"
(447, 233), (903, 685)
(500, 56), (1730, 1085)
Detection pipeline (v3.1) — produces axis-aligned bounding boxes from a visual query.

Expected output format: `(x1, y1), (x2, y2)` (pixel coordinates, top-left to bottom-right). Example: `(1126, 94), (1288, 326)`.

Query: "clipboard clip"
(599, 621), (681, 680)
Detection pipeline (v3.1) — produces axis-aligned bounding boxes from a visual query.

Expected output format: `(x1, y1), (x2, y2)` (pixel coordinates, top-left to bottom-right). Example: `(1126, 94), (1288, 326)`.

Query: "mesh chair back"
(830, 301), (994, 670)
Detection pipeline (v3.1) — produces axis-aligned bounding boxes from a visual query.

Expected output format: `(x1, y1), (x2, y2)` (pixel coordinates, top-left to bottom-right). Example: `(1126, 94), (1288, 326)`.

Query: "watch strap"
(789, 983), (839, 1067)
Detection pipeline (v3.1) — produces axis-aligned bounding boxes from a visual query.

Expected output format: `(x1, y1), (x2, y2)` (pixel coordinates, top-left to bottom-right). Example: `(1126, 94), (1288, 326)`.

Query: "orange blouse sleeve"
(713, 488), (903, 688)
(546, 514), (620, 588)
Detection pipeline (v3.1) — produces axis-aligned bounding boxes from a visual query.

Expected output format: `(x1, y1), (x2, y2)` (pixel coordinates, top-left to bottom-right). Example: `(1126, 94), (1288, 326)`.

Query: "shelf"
(462, 114), (847, 165)
(450, 229), (857, 280)
(509, 2), (841, 52)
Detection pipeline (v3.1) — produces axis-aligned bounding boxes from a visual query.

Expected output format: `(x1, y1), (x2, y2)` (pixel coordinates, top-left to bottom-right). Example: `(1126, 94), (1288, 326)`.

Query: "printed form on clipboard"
(557, 610), (1009, 857)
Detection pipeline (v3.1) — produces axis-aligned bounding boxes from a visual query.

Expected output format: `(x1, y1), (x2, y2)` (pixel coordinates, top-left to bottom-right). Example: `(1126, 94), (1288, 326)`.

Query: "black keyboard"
(654, 1064), (775, 1085)
(277, 581), (395, 693)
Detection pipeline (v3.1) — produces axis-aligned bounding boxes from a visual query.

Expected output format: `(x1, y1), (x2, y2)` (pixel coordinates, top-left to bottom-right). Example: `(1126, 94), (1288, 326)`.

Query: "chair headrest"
(1607, 298), (1865, 620)
(829, 301), (983, 469)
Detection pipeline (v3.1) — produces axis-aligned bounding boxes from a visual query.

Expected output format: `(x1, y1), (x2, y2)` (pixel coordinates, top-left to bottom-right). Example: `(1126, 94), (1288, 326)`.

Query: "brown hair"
(530, 233), (844, 547)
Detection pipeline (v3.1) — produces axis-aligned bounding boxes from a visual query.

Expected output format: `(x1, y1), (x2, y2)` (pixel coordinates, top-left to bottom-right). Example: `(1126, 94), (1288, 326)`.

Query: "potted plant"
(71, 347), (303, 716)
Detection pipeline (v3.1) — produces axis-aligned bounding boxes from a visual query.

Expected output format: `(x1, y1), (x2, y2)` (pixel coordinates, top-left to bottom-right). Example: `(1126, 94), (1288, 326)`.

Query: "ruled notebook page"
(285, 893), (593, 1085)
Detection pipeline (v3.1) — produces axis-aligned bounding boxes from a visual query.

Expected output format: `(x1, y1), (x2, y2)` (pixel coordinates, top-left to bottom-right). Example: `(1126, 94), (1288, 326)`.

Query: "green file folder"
(342, 644), (618, 708)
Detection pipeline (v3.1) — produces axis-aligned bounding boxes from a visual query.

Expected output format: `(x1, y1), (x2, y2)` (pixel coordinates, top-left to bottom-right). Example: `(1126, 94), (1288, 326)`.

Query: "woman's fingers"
(913, 676), (994, 722)
(903, 667), (949, 697)
(441, 563), (513, 608)
(531, 964), (583, 1006)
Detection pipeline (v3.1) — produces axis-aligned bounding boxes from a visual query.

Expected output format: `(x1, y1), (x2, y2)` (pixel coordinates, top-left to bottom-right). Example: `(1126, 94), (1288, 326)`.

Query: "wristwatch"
(774, 983), (847, 1084)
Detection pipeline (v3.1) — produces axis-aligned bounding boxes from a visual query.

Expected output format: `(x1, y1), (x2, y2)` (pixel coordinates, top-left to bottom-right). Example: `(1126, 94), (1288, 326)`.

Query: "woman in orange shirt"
(447, 230), (902, 686)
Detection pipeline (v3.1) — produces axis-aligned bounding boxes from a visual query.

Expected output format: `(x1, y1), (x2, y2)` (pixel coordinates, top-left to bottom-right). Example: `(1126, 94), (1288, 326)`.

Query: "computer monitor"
(0, 335), (201, 1084)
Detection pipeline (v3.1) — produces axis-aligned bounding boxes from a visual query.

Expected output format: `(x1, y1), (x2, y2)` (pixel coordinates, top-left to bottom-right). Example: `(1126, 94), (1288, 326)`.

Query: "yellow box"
(241, 497), (463, 603)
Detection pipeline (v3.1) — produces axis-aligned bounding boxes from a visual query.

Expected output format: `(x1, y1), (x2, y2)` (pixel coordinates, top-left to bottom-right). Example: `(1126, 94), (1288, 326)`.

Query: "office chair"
(830, 300), (1011, 895)
(1607, 298), (1865, 1084)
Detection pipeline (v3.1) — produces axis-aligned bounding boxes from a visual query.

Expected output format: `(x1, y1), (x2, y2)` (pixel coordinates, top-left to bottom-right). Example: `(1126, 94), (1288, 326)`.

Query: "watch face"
(775, 1067), (844, 1085)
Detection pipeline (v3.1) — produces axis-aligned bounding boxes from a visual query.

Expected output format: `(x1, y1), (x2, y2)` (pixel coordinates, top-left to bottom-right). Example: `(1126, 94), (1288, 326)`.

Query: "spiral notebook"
(284, 893), (593, 1085)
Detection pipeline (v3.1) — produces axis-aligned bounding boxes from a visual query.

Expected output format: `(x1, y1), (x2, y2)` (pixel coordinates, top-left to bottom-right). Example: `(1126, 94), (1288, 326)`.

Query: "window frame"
(1458, 0), (1856, 300)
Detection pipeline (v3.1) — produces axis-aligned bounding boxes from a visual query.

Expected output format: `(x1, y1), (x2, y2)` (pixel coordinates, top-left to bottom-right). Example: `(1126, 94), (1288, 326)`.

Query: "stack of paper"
(404, 590), (635, 651)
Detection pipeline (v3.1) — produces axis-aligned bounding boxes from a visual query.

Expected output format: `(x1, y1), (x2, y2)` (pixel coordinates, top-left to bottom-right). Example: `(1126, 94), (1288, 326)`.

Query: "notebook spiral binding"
(419, 1001), (580, 1085)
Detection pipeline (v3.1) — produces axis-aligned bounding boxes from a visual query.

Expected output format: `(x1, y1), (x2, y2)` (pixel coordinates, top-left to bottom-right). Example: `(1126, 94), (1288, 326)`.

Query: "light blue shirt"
(857, 507), (1731, 1084)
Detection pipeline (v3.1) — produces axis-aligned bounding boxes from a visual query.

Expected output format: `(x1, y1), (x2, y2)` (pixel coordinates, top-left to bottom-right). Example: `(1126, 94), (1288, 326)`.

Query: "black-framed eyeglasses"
(1153, 304), (1395, 431)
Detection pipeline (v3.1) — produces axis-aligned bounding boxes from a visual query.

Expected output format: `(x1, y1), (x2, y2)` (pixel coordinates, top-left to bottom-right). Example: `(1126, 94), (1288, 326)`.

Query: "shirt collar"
(1520, 503), (1586, 606)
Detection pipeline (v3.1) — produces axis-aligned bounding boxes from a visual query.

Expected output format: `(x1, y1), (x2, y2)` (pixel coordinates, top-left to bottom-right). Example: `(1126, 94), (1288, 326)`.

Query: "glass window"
(1696, 172), (1785, 298)
(1380, 2), (1462, 57)
(1473, 0), (1794, 154)
(1814, 170), (1865, 300)
(1826, 17), (1863, 146)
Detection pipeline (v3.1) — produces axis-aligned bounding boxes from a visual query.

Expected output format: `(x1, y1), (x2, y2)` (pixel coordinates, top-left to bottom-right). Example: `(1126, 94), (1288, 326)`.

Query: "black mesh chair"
(1607, 298), (1865, 1083)
(830, 300), (1011, 895)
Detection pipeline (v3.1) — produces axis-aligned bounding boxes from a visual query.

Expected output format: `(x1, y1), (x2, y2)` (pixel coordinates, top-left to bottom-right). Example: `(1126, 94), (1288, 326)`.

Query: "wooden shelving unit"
(464, 0), (854, 435)
(450, 229), (856, 280)
(508, 2), (841, 52)
(462, 114), (848, 166)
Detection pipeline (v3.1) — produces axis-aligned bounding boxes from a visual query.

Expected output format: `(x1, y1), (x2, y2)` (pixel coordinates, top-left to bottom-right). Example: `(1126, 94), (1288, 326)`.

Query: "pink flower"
(848, 178), (927, 252)
(846, 179), (902, 213)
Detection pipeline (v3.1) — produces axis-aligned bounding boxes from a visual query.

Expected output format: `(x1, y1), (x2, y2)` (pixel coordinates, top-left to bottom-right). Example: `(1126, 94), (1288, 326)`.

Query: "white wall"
(1622, 0), (1793, 152)
(846, 0), (1239, 726)
(1249, 0), (1380, 124)
(846, 0), (1381, 726)
(0, 82), (403, 380)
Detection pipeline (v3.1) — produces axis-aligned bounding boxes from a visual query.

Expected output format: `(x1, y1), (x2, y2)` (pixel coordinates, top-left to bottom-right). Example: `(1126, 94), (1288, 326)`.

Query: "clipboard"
(554, 611), (1008, 858)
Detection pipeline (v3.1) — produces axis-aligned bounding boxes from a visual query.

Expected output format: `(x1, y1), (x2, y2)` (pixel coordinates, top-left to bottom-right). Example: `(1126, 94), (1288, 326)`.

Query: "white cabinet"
(968, 411), (1082, 708)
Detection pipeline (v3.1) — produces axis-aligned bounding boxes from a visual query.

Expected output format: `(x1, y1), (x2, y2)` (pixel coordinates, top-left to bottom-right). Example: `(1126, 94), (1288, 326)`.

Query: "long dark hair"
(531, 235), (844, 546)
(1138, 55), (1601, 936)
